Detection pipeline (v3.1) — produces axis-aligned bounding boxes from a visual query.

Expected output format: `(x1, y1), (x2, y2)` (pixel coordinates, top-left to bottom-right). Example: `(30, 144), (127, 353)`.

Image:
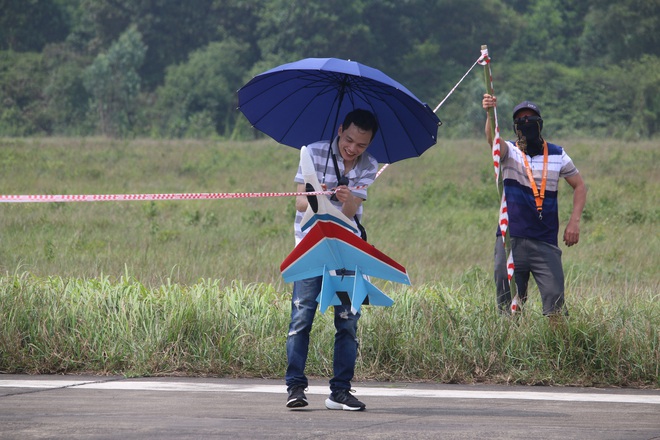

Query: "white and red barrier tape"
(0, 190), (329, 203)
(0, 164), (390, 204)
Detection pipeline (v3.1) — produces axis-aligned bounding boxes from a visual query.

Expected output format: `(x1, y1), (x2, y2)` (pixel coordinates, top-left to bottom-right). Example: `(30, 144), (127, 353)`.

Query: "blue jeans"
(285, 276), (360, 393)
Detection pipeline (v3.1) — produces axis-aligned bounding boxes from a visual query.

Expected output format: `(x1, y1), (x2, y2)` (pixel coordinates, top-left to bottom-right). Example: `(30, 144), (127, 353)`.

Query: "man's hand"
(332, 185), (351, 203)
(563, 220), (580, 246)
(332, 185), (362, 218)
(483, 93), (497, 147)
(482, 93), (496, 110)
(482, 93), (508, 156)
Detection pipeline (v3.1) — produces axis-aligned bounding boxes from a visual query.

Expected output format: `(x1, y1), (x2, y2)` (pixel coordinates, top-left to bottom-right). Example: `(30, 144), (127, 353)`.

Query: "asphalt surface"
(1, 375), (659, 440)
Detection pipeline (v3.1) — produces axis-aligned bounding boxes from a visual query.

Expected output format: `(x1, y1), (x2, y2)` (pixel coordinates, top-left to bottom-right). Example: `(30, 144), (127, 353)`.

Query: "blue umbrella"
(237, 57), (441, 164)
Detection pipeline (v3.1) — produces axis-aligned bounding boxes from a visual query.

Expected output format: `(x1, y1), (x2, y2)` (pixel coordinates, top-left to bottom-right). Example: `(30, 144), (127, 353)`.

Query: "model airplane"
(280, 146), (411, 314)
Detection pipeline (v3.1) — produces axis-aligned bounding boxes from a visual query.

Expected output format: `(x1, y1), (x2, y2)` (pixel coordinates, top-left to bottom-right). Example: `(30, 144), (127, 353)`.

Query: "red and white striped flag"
(506, 250), (515, 282)
(492, 125), (501, 184)
(498, 191), (508, 244)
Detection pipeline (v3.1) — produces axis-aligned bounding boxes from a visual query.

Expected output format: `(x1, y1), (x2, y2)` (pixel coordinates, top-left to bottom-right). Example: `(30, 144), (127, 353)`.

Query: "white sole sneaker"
(324, 397), (365, 411)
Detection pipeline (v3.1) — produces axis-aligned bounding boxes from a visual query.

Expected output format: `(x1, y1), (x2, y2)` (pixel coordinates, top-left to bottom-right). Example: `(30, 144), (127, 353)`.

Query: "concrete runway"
(1, 375), (659, 439)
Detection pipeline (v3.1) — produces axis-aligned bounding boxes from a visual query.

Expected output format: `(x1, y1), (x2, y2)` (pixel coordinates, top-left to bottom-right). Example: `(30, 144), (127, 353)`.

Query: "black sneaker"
(325, 389), (366, 411)
(286, 385), (308, 408)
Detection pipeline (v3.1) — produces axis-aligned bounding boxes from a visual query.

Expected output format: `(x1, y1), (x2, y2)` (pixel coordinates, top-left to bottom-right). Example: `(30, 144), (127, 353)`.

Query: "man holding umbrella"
(237, 57), (441, 411)
(286, 109), (378, 411)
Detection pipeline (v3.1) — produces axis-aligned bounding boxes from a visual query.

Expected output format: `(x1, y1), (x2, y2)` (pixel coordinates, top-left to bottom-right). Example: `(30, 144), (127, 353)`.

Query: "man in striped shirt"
(483, 95), (587, 316)
(286, 109), (379, 411)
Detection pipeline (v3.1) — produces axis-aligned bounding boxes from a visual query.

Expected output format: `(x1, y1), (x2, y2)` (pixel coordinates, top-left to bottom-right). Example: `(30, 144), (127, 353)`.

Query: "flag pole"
(482, 45), (497, 143)
(481, 45), (520, 313)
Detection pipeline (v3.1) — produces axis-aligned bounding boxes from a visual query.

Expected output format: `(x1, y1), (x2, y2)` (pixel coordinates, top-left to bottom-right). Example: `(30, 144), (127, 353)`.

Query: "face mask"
(514, 116), (544, 156)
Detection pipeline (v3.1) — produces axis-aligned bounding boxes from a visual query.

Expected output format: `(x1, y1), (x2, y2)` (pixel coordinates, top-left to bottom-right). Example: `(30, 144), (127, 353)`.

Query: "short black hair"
(342, 109), (378, 140)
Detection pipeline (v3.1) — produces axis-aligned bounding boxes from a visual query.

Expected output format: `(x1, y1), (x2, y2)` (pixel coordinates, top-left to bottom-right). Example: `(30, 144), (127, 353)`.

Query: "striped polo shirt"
(502, 140), (579, 246)
(293, 137), (378, 244)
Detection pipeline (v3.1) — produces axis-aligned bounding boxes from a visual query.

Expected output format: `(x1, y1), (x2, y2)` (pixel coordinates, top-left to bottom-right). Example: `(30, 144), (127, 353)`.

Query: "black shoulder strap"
(329, 144), (342, 182)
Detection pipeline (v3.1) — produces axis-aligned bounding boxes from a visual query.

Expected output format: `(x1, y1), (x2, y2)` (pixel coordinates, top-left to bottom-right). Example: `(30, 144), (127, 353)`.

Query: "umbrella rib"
(277, 79), (344, 143)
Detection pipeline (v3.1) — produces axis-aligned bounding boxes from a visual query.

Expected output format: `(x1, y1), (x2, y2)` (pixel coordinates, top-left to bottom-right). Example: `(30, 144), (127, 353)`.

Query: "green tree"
(625, 55), (660, 137)
(80, 0), (231, 90)
(254, 0), (374, 62)
(394, 0), (520, 105)
(502, 0), (591, 66)
(0, 0), (69, 51)
(579, 0), (660, 65)
(42, 42), (93, 135)
(83, 26), (146, 137)
(0, 51), (49, 135)
(0, 0), (658, 139)
(153, 39), (252, 138)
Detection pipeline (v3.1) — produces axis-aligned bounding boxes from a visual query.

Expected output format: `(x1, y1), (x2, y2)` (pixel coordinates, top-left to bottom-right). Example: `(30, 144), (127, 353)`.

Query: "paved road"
(1, 375), (659, 439)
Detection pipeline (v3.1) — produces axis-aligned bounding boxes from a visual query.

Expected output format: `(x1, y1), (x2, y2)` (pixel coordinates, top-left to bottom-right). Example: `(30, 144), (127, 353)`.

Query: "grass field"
(0, 136), (658, 386)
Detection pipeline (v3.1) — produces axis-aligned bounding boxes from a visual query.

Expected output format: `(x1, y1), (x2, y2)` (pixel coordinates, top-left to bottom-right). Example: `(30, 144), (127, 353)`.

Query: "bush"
(153, 39), (252, 139)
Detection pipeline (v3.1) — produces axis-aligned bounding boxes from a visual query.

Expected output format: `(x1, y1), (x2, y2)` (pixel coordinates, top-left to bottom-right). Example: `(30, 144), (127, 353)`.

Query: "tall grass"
(1, 272), (657, 386)
(0, 136), (658, 385)
(0, 272), (289, 376)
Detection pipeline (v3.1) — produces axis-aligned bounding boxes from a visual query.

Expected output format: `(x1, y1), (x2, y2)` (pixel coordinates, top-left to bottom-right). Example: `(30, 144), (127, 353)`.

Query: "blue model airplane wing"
(280, 220), (411, 285)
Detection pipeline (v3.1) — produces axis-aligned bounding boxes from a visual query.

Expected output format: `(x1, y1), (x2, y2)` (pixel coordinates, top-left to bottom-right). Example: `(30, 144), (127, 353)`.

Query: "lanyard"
(517, 140), (548, 220)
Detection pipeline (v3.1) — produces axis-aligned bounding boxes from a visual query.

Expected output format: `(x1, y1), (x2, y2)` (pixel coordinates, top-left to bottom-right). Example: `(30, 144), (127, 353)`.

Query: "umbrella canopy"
(237, 57), (441, 164)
